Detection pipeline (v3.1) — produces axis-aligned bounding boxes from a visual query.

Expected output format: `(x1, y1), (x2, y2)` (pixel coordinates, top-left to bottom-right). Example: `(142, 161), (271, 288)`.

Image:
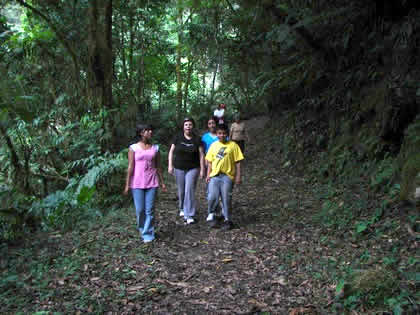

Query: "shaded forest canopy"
(0, 0), (419, 313)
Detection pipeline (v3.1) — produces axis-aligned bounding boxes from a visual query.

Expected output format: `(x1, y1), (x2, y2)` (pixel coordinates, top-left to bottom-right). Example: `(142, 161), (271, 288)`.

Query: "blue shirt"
(201, 132), (218, 154)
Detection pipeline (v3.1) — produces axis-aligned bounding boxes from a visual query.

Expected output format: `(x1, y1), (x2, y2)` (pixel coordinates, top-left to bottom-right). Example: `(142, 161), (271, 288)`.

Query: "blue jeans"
(131, 188), (157, 242)
(174, 168), (199, 218)
(208, 174), (233, 221)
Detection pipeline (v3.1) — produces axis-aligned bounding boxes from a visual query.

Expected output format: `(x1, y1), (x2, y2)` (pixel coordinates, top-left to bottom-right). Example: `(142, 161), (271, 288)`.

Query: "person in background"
(213, 103), (226, 125)
(206, 123), (244, 230)
(124, 124), (166, 243)
(229, 113), (250, 154)
(201, 117), (218, 154)
(168, 118), (205, 224)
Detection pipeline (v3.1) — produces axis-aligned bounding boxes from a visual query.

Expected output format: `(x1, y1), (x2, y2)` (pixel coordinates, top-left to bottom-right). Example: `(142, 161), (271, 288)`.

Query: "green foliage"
(370, 156), (395, 193)
(338, 267), (400, 310)
(355, 207), (383, 235)
(0, 188), (37, 240)
(399, 115), (420, 200)
(313, 183), (368, 230)
(27, 150), (127, 231)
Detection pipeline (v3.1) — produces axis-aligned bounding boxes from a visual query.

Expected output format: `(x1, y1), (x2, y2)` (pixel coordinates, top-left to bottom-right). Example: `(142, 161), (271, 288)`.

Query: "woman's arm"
(168, 144), (175, 175)
(124, 149), (134, 194)
(199, 145), (205, 179)
(155, 151), (167, 192)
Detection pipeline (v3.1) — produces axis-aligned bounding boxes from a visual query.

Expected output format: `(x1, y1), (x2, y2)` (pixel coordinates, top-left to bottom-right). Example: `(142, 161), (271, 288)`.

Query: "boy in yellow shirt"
(205, 124), (244, 230)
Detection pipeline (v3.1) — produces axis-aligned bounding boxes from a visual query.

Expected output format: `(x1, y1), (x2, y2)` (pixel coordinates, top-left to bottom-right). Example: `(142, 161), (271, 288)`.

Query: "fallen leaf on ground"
(127, 285), (145, 292)
(289, 307), (311, 315)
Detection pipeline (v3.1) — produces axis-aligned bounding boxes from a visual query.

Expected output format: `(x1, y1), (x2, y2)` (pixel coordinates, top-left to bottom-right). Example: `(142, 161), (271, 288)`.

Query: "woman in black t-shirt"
(168, 118), (204, 224)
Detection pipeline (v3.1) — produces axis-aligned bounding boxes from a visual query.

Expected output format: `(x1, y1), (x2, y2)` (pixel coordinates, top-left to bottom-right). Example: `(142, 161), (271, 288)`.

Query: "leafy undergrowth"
(1, 117), (418, 314)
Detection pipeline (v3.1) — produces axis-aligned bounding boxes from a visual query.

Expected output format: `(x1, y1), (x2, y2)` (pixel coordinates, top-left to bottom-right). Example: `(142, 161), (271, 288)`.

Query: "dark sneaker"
(222, 220), (234, 230)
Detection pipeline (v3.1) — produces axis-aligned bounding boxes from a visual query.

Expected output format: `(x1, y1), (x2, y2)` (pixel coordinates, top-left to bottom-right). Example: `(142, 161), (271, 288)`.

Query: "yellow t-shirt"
(205, 141), (244, 180)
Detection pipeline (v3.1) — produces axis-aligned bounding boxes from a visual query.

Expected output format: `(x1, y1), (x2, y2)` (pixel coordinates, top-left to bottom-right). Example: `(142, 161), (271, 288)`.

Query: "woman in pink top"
(124, 124), (166, 243)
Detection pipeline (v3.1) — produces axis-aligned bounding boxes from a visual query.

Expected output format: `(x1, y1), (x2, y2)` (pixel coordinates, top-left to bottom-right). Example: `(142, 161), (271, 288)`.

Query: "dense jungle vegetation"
(0, 0), (419, 313)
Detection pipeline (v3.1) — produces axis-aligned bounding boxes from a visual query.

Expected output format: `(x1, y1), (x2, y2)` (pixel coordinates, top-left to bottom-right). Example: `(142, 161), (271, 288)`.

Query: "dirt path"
(134, 116), (331, 313)
(2, 116), (417, 314)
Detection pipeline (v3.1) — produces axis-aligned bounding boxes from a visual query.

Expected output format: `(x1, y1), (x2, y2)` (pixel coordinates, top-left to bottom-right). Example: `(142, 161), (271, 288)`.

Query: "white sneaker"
(206, 213), (215, 221)
(179, 211), (184, 217)
(186, 218), (195, 224)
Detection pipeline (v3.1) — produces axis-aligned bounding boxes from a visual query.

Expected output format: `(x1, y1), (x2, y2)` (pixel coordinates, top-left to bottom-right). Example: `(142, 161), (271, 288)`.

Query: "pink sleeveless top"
(129, 143), (159, 189)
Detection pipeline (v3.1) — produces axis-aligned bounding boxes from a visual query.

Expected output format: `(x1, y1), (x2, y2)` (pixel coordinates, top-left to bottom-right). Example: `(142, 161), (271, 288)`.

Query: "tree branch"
(265, 3), (335, 68)
(0, 122), (21, 174)
(14, 0), (80, 78)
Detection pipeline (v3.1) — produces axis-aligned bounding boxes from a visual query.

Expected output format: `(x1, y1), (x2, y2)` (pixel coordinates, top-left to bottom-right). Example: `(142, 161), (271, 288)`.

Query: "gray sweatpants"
(174, 168), (199, 219)
(208, 174), (233, 221)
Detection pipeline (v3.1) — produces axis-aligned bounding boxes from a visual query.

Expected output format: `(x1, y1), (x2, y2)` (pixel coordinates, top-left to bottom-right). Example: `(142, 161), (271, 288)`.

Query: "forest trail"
(105, 115), (336, 314)
(4, 116), (404, 314)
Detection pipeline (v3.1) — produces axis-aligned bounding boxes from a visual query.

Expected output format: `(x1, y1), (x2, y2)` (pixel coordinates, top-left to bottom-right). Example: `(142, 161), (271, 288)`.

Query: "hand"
(206, 176), (211, 183)
(160, 183), (167, 192)
(235, 177), (241, 185)
(168, 166), (174, 175)
(199, 170), (205, 179)
(123, 186), (129, 195)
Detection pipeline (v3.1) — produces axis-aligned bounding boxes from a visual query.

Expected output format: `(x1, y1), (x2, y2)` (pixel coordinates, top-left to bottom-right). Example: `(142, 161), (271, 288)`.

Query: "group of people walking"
(124, 104), (250, 243)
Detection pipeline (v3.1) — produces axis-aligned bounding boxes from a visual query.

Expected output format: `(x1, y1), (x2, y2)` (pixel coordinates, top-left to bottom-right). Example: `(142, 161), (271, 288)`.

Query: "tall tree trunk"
(119, 12), (128, 80)
(87, 0), (113, 111)
(137, 39), (146, 117)
(176, 43), (183, 120)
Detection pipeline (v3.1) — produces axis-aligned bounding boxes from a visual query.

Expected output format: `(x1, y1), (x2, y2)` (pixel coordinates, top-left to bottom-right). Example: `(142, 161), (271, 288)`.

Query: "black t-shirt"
(172, 133), (202, 170)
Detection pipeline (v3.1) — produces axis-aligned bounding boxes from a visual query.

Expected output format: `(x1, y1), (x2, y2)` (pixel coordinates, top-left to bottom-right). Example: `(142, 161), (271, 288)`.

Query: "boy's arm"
(206, 161), (212, 183)
(234, 162), (241, 185)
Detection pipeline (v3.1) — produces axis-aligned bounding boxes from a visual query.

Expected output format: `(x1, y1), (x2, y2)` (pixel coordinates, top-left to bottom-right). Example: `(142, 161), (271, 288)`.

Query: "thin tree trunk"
(137, 39), (145, 116)
(183, 59), (195, 111)
(0, 123), (21, 180)
(175, 1), (184, 120)
(209, 61), (218, 106)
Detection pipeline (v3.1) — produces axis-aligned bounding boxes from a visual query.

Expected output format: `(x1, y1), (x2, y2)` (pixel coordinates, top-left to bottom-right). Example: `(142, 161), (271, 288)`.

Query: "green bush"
(398, 114), (420, 201)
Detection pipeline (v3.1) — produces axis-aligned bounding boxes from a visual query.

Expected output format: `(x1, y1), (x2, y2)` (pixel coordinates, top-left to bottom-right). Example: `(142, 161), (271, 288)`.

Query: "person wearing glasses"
(168, 118), (205, 224)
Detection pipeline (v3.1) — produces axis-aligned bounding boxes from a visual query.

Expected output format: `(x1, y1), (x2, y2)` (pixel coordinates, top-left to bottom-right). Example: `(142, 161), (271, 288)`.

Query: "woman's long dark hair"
(136, 124), (153, 142)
